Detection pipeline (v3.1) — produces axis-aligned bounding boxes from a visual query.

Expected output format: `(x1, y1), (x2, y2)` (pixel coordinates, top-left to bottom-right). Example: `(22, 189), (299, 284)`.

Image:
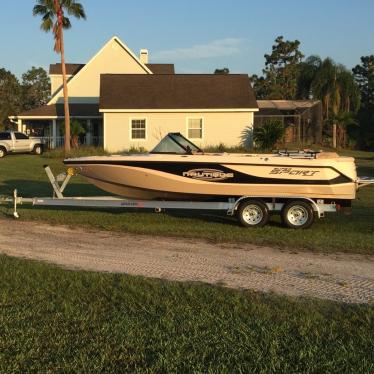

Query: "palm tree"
(311, 58), (336, 120)
(33, 0), (86, 154)
(335, 67), (360, 147)
(297, 55), (322, 99)
(311, 59), (360, 147)
(337, 68), (360, 114)
(332, 111), (358, 148)
(70, 119), (86, 148)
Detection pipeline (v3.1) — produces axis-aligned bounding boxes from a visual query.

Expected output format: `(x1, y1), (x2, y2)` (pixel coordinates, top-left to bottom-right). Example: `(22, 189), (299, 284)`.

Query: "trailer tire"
(0, 146), (7, 158)
(33, 144), (43, 155)
(237, 199), (269, 228)
(282, 200), (314, 229)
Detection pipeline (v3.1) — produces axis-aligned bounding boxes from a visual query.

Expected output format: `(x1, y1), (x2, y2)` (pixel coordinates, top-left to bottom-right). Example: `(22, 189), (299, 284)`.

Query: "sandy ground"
(0, 218), (373, 304)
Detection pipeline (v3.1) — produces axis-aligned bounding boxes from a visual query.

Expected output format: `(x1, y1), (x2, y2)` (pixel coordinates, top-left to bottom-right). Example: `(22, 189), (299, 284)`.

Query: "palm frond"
(42, 11), (53, 21)
(60, 0), (86, 18)
(40, 16), (54, 32)
(32, 4), (48, 16)
(44, 0), (57, 11)
(67, 2), (86, 19)
(240, 127), (253, 150)
(33, 0), (86, 53)
(62, 16), (72, 29)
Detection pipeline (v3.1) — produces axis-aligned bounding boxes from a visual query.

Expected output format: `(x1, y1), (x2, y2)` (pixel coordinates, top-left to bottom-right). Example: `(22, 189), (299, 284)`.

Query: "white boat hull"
(64, 153), (358, 201)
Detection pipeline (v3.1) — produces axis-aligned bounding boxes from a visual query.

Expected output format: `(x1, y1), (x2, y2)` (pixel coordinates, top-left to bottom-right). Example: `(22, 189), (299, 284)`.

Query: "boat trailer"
(1, 166), (373, 228)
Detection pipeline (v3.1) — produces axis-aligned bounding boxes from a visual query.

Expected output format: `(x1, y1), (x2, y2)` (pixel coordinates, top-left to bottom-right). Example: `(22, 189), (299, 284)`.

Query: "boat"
(63, 132), (358, 203)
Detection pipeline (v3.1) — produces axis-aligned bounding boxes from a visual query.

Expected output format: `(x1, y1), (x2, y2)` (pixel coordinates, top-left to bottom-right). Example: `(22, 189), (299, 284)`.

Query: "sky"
(0, 0), (373, 78)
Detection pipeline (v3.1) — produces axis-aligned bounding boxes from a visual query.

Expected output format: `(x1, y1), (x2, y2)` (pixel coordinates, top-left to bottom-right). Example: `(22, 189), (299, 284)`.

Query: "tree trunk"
(332, 123), (337, 148)
(342, 126), (347, 148)
(336, 125), (341, 148)
(315, 101), (323, 144)
(72, 135), (79, 148)
(324, 95), (330, 120)
(60, 29), (71, 154)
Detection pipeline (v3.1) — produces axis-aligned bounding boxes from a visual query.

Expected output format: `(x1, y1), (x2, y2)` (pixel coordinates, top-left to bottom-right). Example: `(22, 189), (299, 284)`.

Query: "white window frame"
(129, 117), (147, 141)
(186, 117), (204, 140)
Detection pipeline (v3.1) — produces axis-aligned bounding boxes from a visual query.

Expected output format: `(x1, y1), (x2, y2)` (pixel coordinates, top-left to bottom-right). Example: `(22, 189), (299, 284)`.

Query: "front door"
(14, 132), (31, 152)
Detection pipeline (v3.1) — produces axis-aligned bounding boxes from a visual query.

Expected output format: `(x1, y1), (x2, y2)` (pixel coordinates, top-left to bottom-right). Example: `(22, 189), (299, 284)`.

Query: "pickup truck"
(0, 131), (44, 158)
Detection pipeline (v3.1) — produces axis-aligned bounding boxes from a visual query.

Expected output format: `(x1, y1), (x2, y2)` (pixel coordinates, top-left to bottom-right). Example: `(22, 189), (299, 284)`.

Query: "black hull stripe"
(86, 174), (348, 198)
(64, 159), (353, 181)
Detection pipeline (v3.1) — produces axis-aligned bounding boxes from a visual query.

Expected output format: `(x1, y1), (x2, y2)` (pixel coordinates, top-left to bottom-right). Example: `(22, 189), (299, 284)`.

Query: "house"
(254, 100), (323, 144)
(11, 36), (258, 152)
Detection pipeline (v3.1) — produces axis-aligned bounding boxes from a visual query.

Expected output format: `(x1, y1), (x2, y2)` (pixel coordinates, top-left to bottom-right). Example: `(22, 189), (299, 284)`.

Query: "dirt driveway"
(0, 218), (373, 304)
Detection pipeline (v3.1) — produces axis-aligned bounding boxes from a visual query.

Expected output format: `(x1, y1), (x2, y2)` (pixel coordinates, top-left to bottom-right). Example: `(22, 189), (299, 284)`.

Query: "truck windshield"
(151, 133), (203, 154)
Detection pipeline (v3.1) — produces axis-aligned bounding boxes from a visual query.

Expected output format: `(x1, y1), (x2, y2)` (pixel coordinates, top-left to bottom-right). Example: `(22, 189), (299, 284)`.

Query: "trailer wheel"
(0, 147), (7, 158)
(282, 200), (314, 229)
(237, 200), (269, 228)
(33, 144), (43, 155)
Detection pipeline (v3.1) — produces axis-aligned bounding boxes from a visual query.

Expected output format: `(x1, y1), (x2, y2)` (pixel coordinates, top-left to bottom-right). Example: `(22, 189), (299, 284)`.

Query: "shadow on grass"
(356, 156), (374, 161)
(1, 178), (372, 233)
(0, 201), (290, 230)
(357, 166), (374, 177)
(0, 202), (239, 227)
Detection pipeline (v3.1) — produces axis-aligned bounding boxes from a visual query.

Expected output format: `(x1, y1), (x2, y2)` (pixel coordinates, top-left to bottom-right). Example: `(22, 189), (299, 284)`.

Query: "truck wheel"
(33, 144), (43, 155)
(0, 147), (6, 158)
(282, 200), (315, 229)
(237, 200), (269, 228)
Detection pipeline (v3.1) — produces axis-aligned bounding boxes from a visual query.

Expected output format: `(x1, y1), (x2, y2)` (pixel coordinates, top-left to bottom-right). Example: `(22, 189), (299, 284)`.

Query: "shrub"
(240, 127), (254, 150)
(128, 146), (147, 154)
(43, 146), (108, 159)
(253, 121), (284, 151)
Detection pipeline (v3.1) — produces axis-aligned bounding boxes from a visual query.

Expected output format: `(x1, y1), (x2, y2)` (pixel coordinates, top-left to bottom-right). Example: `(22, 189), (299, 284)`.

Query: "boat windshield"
(150, 133), (203, 154)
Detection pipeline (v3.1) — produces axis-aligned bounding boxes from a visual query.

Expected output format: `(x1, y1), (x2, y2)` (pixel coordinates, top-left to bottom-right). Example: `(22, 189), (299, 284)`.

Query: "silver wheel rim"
(0, 150), (4, 157)
(242, 204), (263, 225)
(287, 205), (309, 226)
(35, 147), (41, 154)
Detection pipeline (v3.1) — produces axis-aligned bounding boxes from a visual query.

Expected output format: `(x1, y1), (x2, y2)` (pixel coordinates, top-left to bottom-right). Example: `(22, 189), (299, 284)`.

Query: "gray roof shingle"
(49, 63), (175, 75)
(18, 104), (100, 118)
(146, 64), (175, 74)
(49, 63), (85, 75)
(100, 74), (258, 110)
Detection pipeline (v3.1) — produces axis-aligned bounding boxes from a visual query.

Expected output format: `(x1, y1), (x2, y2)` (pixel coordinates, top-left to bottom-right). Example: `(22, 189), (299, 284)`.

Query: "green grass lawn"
(0, 255), (373, 372)
(0, 150), (373, 253)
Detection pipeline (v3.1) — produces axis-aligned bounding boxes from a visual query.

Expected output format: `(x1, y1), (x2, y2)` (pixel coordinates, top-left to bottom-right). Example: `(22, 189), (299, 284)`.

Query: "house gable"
(49, 36), (152, 105)
(49, 64), (85, 95)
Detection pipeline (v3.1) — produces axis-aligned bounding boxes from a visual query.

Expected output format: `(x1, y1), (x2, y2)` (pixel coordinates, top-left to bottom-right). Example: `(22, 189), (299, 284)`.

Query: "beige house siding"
(104, 111), (254, 152)
(50, 37), (150, 105)
(50, 74), (74, 96)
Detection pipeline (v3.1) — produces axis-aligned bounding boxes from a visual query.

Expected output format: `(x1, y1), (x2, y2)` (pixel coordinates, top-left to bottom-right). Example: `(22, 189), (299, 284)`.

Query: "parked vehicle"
(0, 131), (44, 158)
(62, 132), (374, 229)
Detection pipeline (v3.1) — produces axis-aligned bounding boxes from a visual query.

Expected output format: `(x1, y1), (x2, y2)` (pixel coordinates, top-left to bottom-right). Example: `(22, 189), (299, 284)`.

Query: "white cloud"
(152, 38), (246, 61)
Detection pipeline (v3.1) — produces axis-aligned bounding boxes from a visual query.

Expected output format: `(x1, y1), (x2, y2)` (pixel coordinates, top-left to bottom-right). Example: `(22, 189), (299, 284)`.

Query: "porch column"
(17, 119), (22, 132)
(86, 119), (92, 145)
(52, 119), (57, 149)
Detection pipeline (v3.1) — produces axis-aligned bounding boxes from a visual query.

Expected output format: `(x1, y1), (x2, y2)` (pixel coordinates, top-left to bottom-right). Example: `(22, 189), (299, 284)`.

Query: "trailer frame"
(0, 165), (343, 228)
